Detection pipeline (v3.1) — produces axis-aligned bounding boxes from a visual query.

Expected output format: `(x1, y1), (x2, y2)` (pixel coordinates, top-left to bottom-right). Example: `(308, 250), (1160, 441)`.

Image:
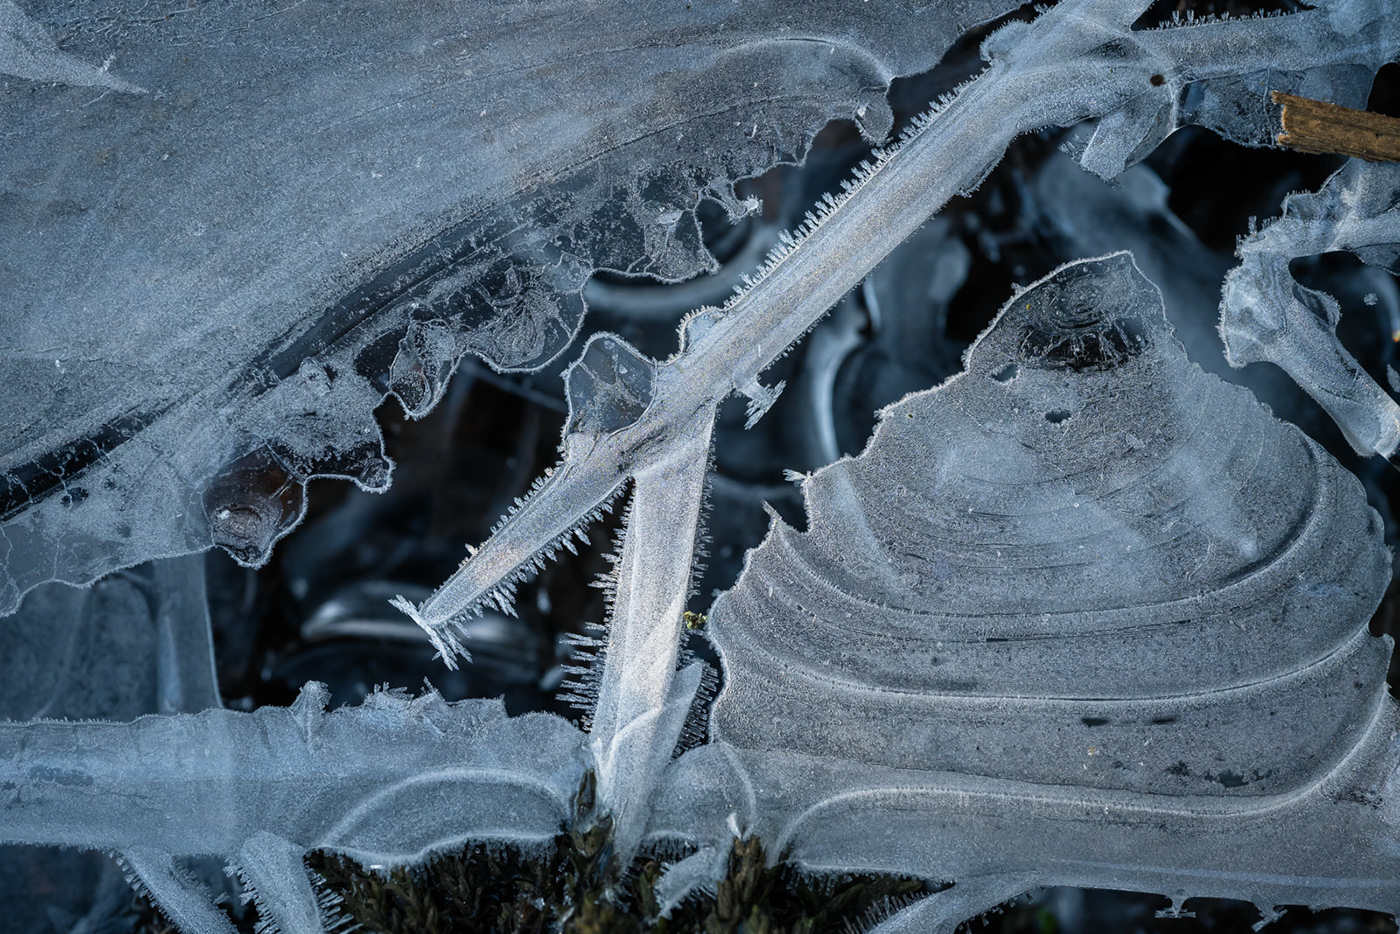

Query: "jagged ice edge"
(388, 76), (980, 661)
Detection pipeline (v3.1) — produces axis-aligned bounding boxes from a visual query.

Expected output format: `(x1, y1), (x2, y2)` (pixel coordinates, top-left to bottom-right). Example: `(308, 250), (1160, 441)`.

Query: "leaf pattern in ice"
(648, 253), (1400, 929)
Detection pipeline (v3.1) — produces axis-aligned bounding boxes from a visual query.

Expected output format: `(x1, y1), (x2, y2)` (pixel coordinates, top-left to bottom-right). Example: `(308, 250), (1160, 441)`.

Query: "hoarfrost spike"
(588, 405), (716, 859)
(117, 848), (239, 934)
(740, 378), (786, 428)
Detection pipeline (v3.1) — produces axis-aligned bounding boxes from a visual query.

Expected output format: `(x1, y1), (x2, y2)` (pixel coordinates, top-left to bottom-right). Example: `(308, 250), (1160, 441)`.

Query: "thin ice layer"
(1077, 1), (1398, 178)
(0, 555), (219, 721)
(709, 254), (1391, 798)
(0, 554), (224, 934)
(0, 0), (1023, 613)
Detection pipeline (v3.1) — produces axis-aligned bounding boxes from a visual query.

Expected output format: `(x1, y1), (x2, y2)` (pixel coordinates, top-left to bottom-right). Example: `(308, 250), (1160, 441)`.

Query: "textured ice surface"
(0, 554), (219, 721)
(0, 556), (586, 931)
(8, 0), (1393, 616)
(6, 0), (1400, 929)
(1221, 161), (1400, 461)
(0, 0), (141, 91)
(648, 255), (1400, 927)
(395, 0), (1400, 864)
(0, 0), (1023, 613)
(403, 0), (1400, 647)
(710, 252), (1390, 794)
(0, 684), (587, 932)
(0, 556), (578, 932)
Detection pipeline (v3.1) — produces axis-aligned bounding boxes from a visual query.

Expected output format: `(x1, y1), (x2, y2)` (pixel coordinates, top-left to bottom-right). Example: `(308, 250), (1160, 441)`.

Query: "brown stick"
(1272, 91), (1400, 163)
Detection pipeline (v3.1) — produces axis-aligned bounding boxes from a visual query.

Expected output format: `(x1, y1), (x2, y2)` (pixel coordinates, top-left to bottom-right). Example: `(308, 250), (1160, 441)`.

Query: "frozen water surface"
(0, 0), (1021, 612)
(5, 0), (1400, 930)
(1222, 161), (1400, 462)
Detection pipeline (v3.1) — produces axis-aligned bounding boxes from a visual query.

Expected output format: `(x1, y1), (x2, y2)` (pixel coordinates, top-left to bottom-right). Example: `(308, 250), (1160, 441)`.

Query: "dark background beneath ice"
(6, 2), (1400, 931)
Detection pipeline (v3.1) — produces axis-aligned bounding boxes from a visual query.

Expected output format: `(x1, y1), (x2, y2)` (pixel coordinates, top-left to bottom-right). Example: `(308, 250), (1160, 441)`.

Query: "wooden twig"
(1273, 91), (1400, 163)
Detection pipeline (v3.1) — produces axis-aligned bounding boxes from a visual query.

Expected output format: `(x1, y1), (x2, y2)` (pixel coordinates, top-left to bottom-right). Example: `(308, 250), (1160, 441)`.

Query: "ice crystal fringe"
(687, 455), (719, 602)
(1151, 6), (1294, 30)
(310, 877), (356, 934)
(850, 888), (945, 934)
(394, 480), (627, 666)
(232, 867), (278, 934)
(559, 624), (609, 725)
(558, 509), (634, 725)
(714, 78), (977, 318)
(111, 852), (159, 910)
(671, 661), (719, 759)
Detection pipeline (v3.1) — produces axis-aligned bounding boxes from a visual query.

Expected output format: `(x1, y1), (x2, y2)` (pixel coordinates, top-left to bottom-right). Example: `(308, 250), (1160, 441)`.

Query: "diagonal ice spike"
(390, 452), (629, 666)
(398, 0), (1400, 665)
